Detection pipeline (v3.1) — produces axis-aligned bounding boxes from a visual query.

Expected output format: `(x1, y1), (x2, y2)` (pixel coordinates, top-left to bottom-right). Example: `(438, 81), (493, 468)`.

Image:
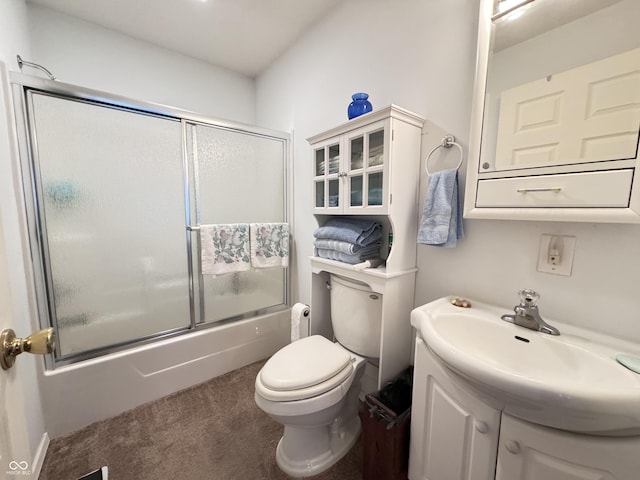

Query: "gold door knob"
(1, 327), (55, 370)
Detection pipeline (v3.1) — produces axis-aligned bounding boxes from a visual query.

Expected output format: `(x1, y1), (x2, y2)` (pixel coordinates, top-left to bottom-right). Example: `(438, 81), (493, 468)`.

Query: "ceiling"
(26, 0), (344, 78)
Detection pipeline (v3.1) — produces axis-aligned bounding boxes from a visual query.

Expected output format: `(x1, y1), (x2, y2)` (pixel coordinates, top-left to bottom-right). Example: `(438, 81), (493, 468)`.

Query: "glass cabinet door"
(367, 129), (385, 206)
(345, 125), (386, 211)
(314, 142), (341, 210)
(312, 122), (388, 213)
(349, 135), (364, 207)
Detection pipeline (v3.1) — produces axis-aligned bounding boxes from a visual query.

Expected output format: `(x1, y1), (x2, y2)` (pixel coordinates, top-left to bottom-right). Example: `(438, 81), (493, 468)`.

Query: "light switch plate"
(537, 234), (576, 276)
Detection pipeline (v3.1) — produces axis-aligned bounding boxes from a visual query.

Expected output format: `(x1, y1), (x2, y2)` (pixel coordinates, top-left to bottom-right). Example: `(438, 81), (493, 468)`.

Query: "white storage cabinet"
(308, 105), (424, 389)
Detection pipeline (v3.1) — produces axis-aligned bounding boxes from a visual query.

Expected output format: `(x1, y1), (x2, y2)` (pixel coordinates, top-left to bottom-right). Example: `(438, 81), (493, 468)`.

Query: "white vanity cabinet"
(410, 334), (640, 480)
(409, 337), (500, 480)
(310, 105), (424, 215)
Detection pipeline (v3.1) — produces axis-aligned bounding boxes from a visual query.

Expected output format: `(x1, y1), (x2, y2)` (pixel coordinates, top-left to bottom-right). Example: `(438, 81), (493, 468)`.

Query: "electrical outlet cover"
(537, 234), (576, 276)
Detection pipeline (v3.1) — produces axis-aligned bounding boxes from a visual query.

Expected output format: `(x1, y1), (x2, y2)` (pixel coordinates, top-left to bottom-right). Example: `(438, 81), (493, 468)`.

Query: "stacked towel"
(315, 244), (381, 264)
(250, 223), (289, 269)
(313, 217), (382, 264)
(200, 224), (251, 275)
(314, 217), (382, 246)
(417, 169), (464, 248)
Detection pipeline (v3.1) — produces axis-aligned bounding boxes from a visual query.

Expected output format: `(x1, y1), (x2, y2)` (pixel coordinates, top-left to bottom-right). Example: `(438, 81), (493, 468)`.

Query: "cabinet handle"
(474, 421), (488, 434)
(505, 440), (521, 454)
(516, 187), (562, 194)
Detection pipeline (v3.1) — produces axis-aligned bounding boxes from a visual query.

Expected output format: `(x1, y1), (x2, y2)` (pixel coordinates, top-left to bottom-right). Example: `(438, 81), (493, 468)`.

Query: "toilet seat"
(257, 335), (354, 402)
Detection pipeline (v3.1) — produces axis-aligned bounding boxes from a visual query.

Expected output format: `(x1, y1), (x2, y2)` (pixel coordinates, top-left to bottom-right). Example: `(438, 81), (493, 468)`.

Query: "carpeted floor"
(39, 360), (363, 480)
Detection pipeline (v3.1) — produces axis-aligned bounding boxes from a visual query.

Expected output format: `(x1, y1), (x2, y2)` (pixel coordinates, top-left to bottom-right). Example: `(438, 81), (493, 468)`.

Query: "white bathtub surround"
(41, 309), (290, 437)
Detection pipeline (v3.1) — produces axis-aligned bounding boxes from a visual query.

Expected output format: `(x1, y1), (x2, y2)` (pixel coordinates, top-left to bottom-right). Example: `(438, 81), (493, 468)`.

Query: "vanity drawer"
(476, 169), (633, 208)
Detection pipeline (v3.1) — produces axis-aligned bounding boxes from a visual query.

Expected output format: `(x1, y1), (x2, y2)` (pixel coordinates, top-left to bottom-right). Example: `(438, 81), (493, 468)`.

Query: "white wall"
(257, 0), (640, 344)
(0, 0), (48, 474)
(27, 4), (257, 124)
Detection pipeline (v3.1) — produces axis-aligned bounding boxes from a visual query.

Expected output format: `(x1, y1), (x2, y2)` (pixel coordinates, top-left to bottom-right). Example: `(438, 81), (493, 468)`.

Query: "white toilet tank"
(329, 274), (382, 358)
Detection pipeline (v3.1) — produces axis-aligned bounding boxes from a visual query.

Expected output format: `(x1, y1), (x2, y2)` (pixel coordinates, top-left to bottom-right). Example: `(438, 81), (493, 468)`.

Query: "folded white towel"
(200, 224), (251, 275)
(250, 223), (289, 269)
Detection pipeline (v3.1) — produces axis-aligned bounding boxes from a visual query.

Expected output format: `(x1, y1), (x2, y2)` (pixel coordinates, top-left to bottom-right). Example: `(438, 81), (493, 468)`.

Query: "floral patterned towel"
(200, 224), (251, 275)
(250, 223), (289, 269)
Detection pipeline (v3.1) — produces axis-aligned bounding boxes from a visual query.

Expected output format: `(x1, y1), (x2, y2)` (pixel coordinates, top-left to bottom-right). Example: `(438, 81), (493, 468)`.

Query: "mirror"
(464, 0), (640, 222)
(479, 0), (640, 174)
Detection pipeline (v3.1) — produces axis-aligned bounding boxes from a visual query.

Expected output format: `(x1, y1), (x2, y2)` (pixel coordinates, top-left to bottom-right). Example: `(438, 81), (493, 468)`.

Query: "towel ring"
(425, 135), (463, 175)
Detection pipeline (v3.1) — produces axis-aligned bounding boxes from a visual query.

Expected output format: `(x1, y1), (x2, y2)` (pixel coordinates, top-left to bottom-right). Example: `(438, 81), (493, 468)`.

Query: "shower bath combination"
(11, 73), (291, 367)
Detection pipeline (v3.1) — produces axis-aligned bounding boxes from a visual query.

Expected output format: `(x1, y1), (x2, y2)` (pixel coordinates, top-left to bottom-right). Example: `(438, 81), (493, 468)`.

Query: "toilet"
(254, 274), (382, 478)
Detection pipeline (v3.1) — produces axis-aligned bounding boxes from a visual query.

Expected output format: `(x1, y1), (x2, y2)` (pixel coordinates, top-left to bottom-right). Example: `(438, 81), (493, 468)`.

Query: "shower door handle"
(186, 225), (200, 232)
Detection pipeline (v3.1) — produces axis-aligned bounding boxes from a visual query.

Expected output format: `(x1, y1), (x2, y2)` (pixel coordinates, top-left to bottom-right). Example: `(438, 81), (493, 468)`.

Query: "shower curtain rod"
(16, 54), (56, 80)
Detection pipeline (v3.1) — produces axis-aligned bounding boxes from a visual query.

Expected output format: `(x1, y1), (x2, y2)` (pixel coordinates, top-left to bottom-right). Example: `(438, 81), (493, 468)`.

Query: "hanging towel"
(250, 223), (289, 268)
(200, 224), (251, 275)
(417, 169), (464, 248)
(313, 217), (382, 246)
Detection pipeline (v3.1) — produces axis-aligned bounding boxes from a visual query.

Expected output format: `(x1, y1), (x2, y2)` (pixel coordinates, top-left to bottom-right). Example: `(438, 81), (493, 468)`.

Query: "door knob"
(1, 327), (55, 370)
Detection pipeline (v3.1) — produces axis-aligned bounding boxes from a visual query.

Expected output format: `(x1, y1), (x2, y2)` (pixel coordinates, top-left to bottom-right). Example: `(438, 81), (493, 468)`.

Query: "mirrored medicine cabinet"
(464, 0), (640, 222)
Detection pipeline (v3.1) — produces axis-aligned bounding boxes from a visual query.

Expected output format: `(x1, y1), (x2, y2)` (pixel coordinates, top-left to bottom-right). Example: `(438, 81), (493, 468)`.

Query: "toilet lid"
(260, 335), (352, 391)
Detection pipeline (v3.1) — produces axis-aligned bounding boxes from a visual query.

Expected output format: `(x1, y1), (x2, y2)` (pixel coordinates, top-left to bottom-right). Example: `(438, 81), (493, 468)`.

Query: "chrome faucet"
(501, 289), (560, 335)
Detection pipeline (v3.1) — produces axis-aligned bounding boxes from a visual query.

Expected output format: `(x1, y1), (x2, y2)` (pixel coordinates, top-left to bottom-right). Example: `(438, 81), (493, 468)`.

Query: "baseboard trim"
(32, 432), (50, 478)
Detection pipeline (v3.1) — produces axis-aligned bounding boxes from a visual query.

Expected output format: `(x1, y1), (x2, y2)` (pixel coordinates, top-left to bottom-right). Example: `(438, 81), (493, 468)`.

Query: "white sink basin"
(411, 296), (640, 436)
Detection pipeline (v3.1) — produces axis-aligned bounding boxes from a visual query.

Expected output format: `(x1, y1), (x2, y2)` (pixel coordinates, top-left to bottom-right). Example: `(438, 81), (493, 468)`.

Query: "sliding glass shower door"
(187, 124), (286, 324)
(17, 85), (289, 364)
(28, 92), (191, 357)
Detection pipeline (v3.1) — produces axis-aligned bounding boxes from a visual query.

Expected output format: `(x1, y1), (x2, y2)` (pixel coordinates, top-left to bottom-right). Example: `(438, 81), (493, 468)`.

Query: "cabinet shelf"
(310, 256), (417, 294)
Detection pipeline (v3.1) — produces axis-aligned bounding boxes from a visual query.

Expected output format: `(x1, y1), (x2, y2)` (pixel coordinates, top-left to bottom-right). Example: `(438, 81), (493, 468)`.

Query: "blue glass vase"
(347, 92), (373, 119)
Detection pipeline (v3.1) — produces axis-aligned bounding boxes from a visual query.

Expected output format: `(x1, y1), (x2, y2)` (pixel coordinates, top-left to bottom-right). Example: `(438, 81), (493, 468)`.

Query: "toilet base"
(275, 415), (361, 478)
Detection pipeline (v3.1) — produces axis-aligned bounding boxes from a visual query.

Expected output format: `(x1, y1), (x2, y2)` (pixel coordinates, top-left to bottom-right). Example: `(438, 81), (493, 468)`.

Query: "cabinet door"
(313, 139), (343, 213)
(409, 338), (500, 480)
(343, 121), (388, 214)
(497, 414), (640, 480)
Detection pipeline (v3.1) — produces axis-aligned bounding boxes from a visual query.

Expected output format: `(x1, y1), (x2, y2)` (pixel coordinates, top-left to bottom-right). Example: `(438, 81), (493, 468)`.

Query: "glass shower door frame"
(11, 73), (291, 368)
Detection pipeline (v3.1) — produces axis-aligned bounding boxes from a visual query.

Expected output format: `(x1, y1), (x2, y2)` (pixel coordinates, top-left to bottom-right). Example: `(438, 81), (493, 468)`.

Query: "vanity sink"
(411, 296), (640, 436)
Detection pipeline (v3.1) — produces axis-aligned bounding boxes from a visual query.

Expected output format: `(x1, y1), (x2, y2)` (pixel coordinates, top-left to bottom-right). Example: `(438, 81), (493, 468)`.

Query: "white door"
(0, 62), (41, 479)
(0, 221), (35, 478)
(495, 47), (640, 170)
